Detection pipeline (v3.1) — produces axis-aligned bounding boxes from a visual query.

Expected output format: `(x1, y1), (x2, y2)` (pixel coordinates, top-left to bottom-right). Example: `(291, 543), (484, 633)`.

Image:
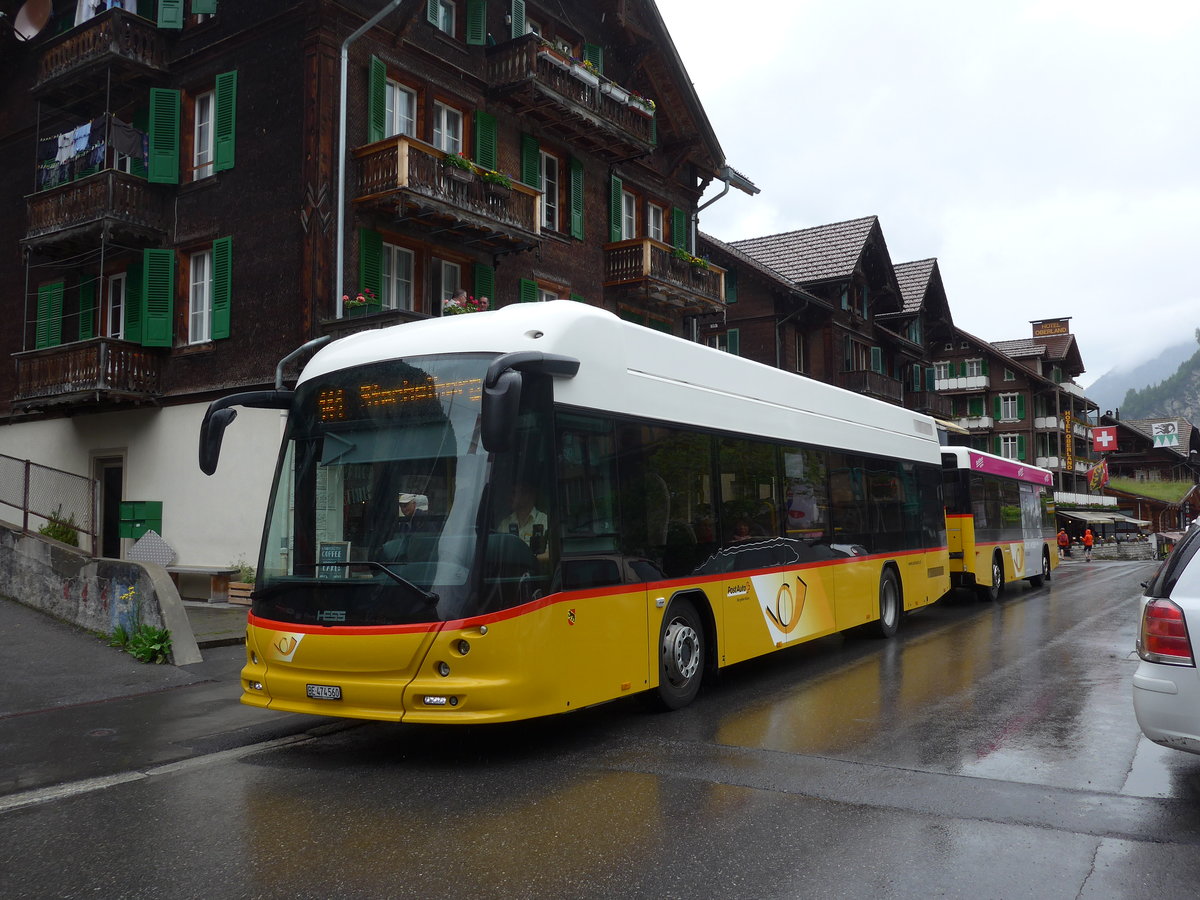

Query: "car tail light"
(1139, 599), (1195, 666)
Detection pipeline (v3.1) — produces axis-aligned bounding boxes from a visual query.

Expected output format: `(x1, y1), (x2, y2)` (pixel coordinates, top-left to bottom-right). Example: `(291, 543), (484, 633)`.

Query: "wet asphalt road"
(3, 558), (1199, 899)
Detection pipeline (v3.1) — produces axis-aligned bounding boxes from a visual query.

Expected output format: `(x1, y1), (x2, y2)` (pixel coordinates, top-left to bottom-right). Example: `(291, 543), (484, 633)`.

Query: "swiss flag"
(1093, 426), (1117, 452)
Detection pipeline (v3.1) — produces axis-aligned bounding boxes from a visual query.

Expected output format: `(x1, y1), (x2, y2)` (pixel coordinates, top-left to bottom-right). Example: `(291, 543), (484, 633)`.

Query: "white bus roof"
(941, 446), (1055, 487)
(301, 301), (942, 463)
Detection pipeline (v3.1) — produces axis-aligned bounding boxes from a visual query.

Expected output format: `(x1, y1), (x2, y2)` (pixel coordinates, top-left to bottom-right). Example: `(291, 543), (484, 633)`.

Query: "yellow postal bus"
(200, 301), (950, 723)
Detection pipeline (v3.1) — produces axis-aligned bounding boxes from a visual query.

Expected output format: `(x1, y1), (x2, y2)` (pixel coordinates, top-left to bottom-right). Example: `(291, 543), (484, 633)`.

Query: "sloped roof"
(1122, 418), (1200, 459)
(892, 258), (937, 314)
(992, 338), (1046, 359)
(730, 216), (878, 284)
(993, 332), (1085, 375)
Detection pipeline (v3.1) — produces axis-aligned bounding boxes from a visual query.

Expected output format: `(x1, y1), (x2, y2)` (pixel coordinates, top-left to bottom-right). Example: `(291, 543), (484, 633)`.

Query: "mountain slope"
(1088, 340), (1196, 415)
(1119, 338), (1200, 420)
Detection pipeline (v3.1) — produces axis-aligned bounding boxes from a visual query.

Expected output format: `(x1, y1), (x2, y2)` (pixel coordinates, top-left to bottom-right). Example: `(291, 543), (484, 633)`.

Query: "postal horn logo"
(765, 580), (806, 634)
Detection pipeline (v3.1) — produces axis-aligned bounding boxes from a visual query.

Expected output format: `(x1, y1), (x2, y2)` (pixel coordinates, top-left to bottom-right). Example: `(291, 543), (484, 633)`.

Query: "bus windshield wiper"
(301, 561), (439, 605)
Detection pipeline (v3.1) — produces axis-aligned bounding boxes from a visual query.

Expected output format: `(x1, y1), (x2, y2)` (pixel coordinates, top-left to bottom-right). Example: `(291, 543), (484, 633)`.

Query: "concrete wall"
(0, 520), (201, 665)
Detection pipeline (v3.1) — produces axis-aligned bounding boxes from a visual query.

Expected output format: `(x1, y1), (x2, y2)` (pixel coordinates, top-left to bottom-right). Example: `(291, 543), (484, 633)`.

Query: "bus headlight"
(456, 639), (470, 656)
(436, 661), (451, 677)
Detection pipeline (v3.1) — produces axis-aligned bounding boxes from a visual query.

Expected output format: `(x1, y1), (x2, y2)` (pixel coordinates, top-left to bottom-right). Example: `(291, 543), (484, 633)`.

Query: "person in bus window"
(498, 482), (548, 555)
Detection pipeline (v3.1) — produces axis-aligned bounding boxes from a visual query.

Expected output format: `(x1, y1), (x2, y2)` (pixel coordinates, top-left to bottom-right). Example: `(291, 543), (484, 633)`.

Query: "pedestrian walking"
(1083, 527), (1094, 561)
(1057, 528), (1071, 558)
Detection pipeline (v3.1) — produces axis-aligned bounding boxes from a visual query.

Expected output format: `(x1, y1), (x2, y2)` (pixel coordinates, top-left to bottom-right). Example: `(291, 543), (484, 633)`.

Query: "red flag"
(1087, 458), (1109, 491)
(1092, 426), (1117, 453)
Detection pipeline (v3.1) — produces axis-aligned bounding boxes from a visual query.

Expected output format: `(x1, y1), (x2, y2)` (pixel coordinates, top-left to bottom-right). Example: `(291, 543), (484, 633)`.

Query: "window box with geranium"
(443, 151), (476, 185)
(537, 40), (571, 71)
(570, 58), (600, 88)
(343, 288), (382, 318)
(627, 91), (656, 116)
(599, 80), (630, 104)
(443, 294), (490, 315)
(672, 248), (710, 269)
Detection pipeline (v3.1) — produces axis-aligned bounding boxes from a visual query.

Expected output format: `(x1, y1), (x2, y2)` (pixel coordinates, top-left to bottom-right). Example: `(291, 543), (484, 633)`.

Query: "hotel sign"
(1032, 319), (1070, 337)
(1064, 410), (1074, 469)
(1153, 421), (1180, 448)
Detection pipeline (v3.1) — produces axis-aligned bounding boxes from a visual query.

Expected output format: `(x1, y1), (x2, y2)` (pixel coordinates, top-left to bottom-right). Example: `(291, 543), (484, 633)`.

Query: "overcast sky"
(656, 0), (1200, 387)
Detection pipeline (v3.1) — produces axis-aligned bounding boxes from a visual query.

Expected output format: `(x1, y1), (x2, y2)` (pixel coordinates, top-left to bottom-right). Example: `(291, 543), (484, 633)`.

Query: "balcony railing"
(905, 390), (953, 417)
(24, 170), (171, 250)
(14, 339), (163, 409)
(35, 8), (168, 98)
(603, 239), (726, 312)
(354, 136), (541, 251)
(836, 370), (904, 404)
(487, 36), (656, 160)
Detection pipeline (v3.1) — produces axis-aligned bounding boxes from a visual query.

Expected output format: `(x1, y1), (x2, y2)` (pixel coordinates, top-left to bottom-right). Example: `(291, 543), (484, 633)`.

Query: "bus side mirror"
(199, 407), (238, 476)
(481, 369), (523, 453)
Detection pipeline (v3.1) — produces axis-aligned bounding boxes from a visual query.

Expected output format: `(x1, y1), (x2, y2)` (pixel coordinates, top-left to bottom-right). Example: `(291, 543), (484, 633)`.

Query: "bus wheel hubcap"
(664, 620), (700, 686)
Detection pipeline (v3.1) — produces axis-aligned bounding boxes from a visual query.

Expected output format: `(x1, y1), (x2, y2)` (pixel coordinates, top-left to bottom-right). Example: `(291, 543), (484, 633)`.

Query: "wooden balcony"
(603, 239), (726, 313)
(354, 136), (541, 252)
(34, 8), (169, 105)
(13, 338), (164, 411)
(24, 170), (171, 256)
(487, 36), (656, 162)
(836, 370), (904, 405)
(905, 390), (954, 417)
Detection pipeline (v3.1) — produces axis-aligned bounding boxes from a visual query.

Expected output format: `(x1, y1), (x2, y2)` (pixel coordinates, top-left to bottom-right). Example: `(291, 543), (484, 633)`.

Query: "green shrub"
(127, 625), (172, 665)
(38, 506), (79, 546)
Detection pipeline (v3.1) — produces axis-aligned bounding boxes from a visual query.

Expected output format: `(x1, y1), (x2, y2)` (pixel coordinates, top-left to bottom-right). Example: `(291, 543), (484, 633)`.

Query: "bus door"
(1018, 483), (1044, 579)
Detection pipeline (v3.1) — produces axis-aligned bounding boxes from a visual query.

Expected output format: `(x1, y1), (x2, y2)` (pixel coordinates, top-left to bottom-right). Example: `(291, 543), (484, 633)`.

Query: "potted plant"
(536, 39), (571, 71)
(570, 57), (600, 88)
(599, 79), (630, 104)
(479, 168), (513, 197)
(442, 150), (476, 184)
(229, 557), (255, 605)
(443, 293), (490, 315)
(343, 287), (382, 317)
(627, 90), (656, 116)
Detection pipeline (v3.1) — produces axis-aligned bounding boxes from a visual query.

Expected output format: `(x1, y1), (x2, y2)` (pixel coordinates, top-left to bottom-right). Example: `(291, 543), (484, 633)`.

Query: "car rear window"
(1145, 527), (1200, 598)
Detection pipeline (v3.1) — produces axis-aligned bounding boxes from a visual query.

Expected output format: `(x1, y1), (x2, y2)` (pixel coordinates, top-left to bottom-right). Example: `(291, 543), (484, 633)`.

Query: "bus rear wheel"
(1029, 548), (1051, 588)
(978, 553), (1004, 602)
(874, 568), (901, 638)
(652, 599), (704, 710)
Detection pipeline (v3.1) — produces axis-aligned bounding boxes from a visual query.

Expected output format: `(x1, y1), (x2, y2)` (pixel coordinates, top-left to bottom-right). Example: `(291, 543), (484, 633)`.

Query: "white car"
(1132, 529), (1200, 754)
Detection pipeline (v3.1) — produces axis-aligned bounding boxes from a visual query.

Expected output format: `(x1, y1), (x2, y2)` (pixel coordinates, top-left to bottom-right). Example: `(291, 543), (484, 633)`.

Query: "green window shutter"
(1017, 394), (1026, 420)
(426, 0), (439, 25)
(583, 43), (604, 74)
(969, 396), (983, 417)
(926, 367), (935, 392)
(724, 267), (738, 304)
(214, 70), (237, 172)
(35, 281), (64, 349)
(993, 396), (1002, 419)
(358, 229), (383, 302)
(147, 88), (180, 184)
(125, 260), (144, 344)
(520, 133), (540, 187)
(981, 358), (990, 375)
(192, 0), (218, 14)
(466, 0), (487, 45)
(210, 236), (232, 339)
(509, 0), (524, 38)
(78, 277), (97, 340)
(840, 287), (849, 310)
(1017, 435), (1027, 461)
(473, 110), (497, 172)
(670, 207), (687, 250)
(569, 158), (585, 240)
(726, 328), (740, 356)
(609, 174), (623, 242)
(959, 361), (967, 378)
(473, 263), (495, 302)
(649, 116), (657, 147)
(911, 365), (921, 392)
(368, 56), (387, 144)
(870, 346), (883, 374)
(158, 0), (183, 29)
(993, 435), (1001, 455)
(141, 248), (175, 348)
(569, 293), (586, 303)
(519, 278), (538, 303)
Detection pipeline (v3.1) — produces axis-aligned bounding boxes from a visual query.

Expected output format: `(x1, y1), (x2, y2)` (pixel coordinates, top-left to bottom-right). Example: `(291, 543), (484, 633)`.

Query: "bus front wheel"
(978, 553), (1004, 602)
(874, 568), (901, 638)
(652, 600), (705, 710)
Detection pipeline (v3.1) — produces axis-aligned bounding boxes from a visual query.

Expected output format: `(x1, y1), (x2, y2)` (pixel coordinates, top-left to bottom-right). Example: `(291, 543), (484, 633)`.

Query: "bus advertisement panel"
(202, 302), (950, 723)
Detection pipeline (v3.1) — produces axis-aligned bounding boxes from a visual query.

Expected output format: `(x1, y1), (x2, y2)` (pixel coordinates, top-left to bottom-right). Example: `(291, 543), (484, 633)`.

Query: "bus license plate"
(306, 683), (342, 700)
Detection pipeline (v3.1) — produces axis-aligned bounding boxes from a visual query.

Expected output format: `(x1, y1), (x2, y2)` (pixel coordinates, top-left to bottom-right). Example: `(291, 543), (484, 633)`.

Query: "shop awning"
(1110, 513), (1151, 527)
(1059, 510), (1117, 524)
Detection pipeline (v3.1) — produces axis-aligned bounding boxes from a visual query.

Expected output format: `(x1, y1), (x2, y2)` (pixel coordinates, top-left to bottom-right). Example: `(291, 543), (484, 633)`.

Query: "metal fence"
(0, 453), (97, 555)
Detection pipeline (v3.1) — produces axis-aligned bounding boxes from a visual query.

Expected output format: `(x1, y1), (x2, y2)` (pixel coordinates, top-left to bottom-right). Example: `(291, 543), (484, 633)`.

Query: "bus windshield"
(254, 352), (556, 626)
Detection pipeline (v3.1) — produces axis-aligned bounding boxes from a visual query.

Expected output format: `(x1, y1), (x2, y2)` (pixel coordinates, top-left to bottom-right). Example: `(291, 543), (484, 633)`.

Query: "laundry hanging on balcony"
(35, 115), (147, 190)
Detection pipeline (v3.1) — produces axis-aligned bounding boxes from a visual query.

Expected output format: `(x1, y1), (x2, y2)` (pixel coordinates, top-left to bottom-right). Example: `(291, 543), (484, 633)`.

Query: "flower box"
(346, 301), (383, 318)
(229, 581), (253, 606)
(600, 82), (630, 104)
(443, 165), (474, 185)
(537, 48), (571, 71)
(570, 64), (600, 88)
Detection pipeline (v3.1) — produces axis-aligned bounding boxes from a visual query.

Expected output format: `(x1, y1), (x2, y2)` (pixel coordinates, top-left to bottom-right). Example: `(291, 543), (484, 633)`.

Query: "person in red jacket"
(1083, 528), (1095, 561)
(1057, 528), (1071, 558)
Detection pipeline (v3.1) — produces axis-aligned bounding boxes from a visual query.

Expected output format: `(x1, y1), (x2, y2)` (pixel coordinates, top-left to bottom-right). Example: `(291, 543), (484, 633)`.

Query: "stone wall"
(0, 520), (200, 665)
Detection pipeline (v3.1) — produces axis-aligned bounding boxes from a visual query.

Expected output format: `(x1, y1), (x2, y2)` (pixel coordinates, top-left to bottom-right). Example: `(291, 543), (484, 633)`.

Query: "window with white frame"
(432, 102), (463, 154)
(540, 151), (559, 231)
(934, 361), (951, 380)
(539, 288), (559, 303)
(434, 258), (461, 307)
(621, 190), (637, 240)
(647, 203), (664, 243)
(999, 434), (1019, 460)
(795, 332), (806, 374)
(193, 90), (214, 180)
(966, 358), (983, 377)
(385, 80), (416, 138)
(382, 243), (414, 311)
(189, 250), (212, 344)
(433, 0), (455, 35)
(1004, 368), (1015, 381)
(999, 392), (1020, 421)
(106, 273), (125, 339)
